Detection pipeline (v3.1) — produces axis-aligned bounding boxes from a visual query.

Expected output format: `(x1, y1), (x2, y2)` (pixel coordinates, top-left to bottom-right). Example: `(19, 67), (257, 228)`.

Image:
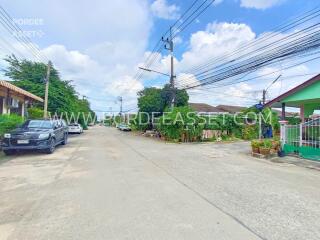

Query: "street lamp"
(139, 67), (170, 77)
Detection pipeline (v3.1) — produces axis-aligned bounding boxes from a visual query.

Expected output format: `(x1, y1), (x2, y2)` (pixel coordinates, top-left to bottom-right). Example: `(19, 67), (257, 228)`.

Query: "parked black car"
(1, 119), (68, 155)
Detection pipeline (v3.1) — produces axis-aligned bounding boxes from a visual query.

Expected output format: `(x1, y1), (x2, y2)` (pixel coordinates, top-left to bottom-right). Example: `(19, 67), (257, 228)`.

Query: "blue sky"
(0, 0), (319, 115)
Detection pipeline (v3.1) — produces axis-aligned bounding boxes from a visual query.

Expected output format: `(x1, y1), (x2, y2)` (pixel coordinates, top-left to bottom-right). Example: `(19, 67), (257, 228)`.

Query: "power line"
(127, 0), (215, 94)
(192, 56), (320, 90)
(176, 22), (320, 89)
(0, 5), (48, 62)
(176, 22), (320, 87)
(179, 6), (320, 76)
(172, 0), (215, 38)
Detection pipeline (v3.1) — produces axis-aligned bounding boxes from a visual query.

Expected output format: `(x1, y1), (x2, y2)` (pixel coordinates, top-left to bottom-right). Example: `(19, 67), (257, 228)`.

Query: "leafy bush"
(129, 113), (150, 131)
(261, 139), (272, 149)
(286, 116), (301, 125)
(202, 114), (243, 139)
(242, 125), (259, 140)
(157, 106), (204, 142)
(27, 107), (44, 119)
(251, 139), (262, 148)
(0, 114), (24, 138)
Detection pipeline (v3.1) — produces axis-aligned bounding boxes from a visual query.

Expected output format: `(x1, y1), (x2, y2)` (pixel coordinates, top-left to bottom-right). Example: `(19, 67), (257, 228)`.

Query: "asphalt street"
(0, 126), (319, 240)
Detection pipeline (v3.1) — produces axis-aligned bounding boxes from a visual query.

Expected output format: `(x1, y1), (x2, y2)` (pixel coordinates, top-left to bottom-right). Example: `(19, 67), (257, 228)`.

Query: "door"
(53, 120), (63, 143)
(56, 120), (65, 142)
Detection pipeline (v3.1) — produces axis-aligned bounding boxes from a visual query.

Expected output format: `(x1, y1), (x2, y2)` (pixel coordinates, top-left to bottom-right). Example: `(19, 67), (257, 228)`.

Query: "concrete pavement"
(0, 126), (319, 240)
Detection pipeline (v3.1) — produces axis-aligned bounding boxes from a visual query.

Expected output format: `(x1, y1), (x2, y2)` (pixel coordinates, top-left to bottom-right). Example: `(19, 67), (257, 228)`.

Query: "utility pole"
(118, 96), (123, 116)
(262, 89), (267, 105)
(162, 26), (175, 108)
(43, 61), (52, 119)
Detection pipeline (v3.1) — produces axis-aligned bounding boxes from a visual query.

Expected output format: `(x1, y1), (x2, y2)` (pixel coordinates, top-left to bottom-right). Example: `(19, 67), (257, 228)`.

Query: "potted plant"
(259, 139), (272, 156)
(271, 139), (280, 153)
(251, 140), (261, 154)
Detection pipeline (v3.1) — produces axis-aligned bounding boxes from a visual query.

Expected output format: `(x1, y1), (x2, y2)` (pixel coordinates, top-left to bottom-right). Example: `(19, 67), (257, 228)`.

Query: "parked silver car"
(68, 123), (83, 134)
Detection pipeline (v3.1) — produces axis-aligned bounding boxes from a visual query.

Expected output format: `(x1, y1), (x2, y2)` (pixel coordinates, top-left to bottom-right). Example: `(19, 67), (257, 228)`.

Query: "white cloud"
(0, 0), (152, 114)
(240, 0), (284, 10)
(214, 0), (224, 5)
(41, 43), (147, 113)
(151, 0), (180, 20)
(178, 22), (256, 72)
(173, 36), (183, 45)
(107, 75), (144, 97)
(172, 21), (316, 107)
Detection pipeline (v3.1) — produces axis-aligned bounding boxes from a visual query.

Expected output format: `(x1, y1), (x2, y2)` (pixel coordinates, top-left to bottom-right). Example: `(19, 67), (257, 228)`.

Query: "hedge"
(0, 114), (24, 138)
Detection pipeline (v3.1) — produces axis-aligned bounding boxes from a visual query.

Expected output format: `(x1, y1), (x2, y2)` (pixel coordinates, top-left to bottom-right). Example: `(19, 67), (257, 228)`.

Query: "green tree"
(161, 84), (189, 108)
(137, 85), (189, 114)
(27, 107), (44, 119)
(4, 56), (94, 125)
(137, 87), (165, 114)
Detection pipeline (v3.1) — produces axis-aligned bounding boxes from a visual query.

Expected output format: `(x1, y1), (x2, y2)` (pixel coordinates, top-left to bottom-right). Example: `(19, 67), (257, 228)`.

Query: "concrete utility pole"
(43, 61), (52, 119)
(262, 89), (267, 105)
(118, 96), (123, 116)
(162, 26), (175, 108)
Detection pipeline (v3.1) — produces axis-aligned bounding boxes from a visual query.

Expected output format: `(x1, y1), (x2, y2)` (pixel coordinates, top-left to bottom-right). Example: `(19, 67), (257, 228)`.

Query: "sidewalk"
(270, 155), (320, 171)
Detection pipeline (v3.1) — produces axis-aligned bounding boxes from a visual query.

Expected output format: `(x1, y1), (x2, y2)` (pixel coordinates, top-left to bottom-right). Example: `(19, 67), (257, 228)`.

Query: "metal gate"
(281, 117), (320, 160)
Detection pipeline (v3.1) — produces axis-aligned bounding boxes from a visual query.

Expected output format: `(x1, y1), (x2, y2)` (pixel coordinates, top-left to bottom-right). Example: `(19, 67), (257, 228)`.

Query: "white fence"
(281, 117), (320, 160)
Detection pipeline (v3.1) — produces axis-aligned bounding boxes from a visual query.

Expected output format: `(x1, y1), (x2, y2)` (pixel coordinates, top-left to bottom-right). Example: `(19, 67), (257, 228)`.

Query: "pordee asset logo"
(47, 111), (274, 127)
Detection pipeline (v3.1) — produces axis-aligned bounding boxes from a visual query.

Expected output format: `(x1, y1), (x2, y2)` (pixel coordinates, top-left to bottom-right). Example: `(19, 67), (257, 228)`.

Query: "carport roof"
(265, 73), (320, 108)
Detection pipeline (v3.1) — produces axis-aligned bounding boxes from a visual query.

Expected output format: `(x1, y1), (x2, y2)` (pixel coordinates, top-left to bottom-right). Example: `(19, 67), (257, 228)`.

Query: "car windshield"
(24, 120), (53, 129)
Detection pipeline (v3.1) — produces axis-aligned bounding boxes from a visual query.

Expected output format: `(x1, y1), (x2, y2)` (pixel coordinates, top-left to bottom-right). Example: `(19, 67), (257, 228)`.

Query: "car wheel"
(3, 149), (15, 156)
(61, 134), (68, 145)
(46, 138), (56, 154)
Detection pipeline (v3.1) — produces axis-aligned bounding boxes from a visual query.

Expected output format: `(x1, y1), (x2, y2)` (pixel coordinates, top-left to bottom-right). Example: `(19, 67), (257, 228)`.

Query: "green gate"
(282, 118), (320, 161)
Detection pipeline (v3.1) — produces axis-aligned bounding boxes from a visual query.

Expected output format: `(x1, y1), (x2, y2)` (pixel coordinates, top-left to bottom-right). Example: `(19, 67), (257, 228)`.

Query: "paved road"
(0, 126), (320, 240)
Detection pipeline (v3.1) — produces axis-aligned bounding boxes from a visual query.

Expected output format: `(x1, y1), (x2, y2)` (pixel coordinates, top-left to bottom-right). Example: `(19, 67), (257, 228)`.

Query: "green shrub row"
(0, 114), (24, 138)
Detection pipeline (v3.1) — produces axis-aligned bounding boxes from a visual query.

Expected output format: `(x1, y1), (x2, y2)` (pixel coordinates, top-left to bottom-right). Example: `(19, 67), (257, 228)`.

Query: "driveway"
(0, 126), (319, 240)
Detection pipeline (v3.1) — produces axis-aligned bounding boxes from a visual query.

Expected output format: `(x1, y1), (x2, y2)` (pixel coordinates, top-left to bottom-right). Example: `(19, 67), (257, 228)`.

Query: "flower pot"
(259, 147), (271, 156)
(278, 150), (285, 157)
(252, 147), (260, 154)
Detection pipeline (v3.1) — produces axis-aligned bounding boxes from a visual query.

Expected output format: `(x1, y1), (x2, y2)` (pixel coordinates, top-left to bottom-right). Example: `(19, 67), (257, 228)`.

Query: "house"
(265, 74), (320, 121)
(189, 103), (227, 116)
(265, 74), (320, 160)
(0, 80), (43, 117)
(190, 103), (249, 115)
(216, 105), (246, 114)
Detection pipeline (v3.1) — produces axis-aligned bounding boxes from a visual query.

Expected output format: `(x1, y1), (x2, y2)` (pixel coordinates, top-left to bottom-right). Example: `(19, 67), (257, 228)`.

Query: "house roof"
(189, 103), (227, 113)
(265, 73), (320, 108)
(0, 80), (43, 102)
(216, 105), (246, 113)
(271, 108), (297, 118)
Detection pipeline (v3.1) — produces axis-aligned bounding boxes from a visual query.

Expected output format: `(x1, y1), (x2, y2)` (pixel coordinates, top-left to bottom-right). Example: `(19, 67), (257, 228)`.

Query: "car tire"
(3, 149), (15, 156)
(61, 134), (68, 145)
(46, 138), (56, 154)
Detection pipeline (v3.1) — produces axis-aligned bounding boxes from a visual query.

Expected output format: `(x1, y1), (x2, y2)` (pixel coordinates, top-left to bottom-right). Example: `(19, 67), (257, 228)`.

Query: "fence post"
(279, 120), (288, 148)
(299, 123), (303, 147)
